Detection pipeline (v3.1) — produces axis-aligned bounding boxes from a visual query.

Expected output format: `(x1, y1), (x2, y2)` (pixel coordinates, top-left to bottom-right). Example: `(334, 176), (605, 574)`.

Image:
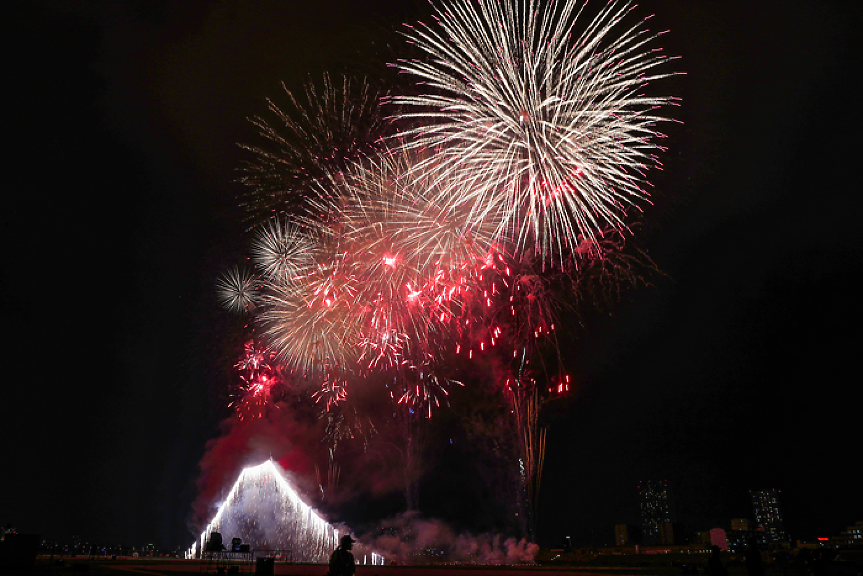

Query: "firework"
(240, 74), (389, 224)
(335, 147), (499, 275)
(229, 341), (282, 421)
(312, 369), (350, 411)
(256, 226), (364, 373)
(258, 279), (361, 375)
(394, 354), (464, 420)
(505, 374), (547, 539)
(216, 266), (257, 313)
(251, 216), (315, 284)
(451, 250), (564, 365)
(313, 148), (500, 368)
(393, 0), (679, 264)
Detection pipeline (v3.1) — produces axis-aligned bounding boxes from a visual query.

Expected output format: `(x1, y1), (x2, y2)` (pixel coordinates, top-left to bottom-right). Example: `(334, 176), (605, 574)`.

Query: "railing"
(251, 549), (293, 562)
(199, 549), (293, 574)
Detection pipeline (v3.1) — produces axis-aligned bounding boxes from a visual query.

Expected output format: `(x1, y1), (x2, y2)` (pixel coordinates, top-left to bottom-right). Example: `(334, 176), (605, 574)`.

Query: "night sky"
(3, 0), (859, 551)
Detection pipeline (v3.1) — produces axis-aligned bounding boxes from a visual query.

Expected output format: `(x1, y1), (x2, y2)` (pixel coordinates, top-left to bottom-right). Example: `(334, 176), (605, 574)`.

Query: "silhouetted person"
(745, 537), (764, 576)
(206, 532), (226, 552)
(707, 545), (727, 576)
(328, 535), (356, 576)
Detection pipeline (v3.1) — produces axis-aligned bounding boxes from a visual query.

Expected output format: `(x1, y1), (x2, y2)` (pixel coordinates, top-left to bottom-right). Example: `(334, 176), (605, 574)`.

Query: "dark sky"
(3, 0), (859, 551)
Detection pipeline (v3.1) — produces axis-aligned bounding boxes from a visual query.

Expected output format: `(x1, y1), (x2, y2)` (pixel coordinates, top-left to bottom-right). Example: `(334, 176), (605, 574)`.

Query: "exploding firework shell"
(229, 341), (283, 421)
(239, 73), (390, 224)
(251, 216), (316, 284)
(394, 0), (679, 264)
(324, 148), (501, 366)
(216, 266), (258, 313)
(257, 230), (363, 373)
(338, 148), (500, 275)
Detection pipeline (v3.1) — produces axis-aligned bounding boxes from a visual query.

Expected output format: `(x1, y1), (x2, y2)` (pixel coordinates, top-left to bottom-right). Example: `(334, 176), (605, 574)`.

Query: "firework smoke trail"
(393, 0), (680, 264)
(367, 512), (540, 564)
(239, 74), (389, 225)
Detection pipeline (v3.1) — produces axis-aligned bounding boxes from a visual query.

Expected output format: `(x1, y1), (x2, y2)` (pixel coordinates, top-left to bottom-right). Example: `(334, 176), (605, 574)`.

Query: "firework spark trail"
(257, 229), (363, 374)
(301, 148), (496, 371)
(251, 216), (315, 284)
(311, 369), (350, 411)
(445, 225), (657, 369)
(216, 266), (258, 313)
(393, 0), (680, 264)
(239, 74), (389, 225)
(448, 250), (564, 366)
(229, 341), (283, 421)
(504, 376), (547, 539)
(393, 353), (465, 420)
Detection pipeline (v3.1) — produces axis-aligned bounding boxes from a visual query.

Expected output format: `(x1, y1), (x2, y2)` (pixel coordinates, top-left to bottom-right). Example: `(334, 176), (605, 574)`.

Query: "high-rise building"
(731, 518), (750, 532)
(614, 524), (643, 546)
(750, 489), (787, 544)
(834, 521), (863, 548)
(638, 480), (673, 544)
(615, 524), (630, 546)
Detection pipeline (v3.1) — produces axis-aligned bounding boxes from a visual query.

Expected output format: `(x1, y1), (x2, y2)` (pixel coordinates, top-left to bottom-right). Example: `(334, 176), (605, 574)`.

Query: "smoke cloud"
(191, 395), (324, 532)
(191, 360), (532, 563)
(361, 511), (539, 565)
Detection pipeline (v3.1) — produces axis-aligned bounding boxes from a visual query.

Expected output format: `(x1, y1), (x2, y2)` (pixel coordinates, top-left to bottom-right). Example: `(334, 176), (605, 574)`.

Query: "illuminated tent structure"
(191, 460), (382, 564)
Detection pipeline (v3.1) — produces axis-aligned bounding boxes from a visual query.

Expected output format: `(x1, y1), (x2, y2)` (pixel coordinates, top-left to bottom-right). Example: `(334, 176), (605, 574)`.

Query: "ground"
(4, 556), (812, 576)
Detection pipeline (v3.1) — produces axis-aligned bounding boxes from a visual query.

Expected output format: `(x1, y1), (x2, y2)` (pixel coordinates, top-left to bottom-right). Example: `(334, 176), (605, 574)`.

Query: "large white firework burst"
(394, 0), (679, 264)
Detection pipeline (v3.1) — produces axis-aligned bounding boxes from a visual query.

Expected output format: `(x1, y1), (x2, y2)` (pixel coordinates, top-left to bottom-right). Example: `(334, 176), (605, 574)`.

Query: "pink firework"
(309, 147), (499, 370)
(393, 353), (465, 419)
(229, 341), (281, 420)
(258, 231), (363, 373)
(311, 368), (350, 412)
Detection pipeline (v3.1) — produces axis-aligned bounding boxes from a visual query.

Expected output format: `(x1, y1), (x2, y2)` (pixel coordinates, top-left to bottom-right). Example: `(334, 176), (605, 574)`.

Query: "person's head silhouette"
(340, 535), (355, 550)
